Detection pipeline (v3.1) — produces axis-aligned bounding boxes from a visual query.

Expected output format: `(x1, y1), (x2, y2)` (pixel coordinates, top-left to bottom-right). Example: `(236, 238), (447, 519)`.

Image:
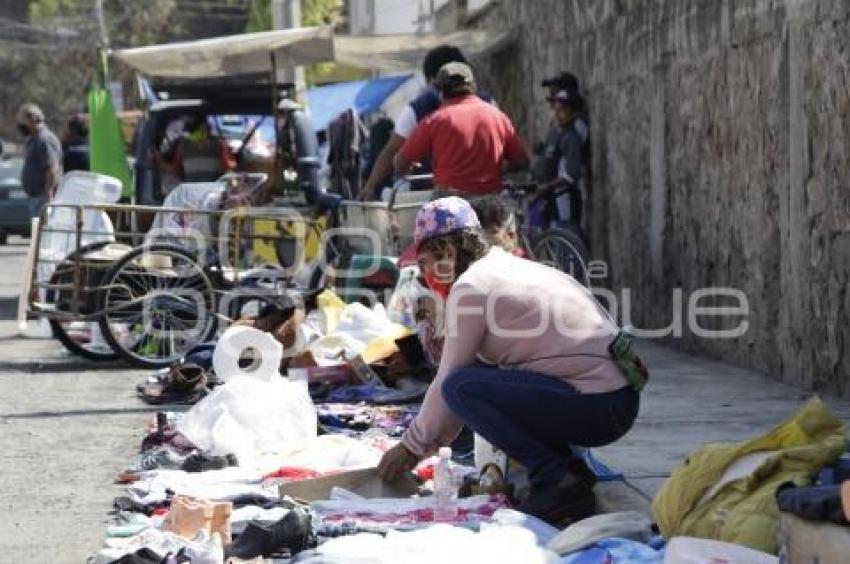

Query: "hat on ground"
(414, 197), (481, 250)
(436, 62), (475, 88)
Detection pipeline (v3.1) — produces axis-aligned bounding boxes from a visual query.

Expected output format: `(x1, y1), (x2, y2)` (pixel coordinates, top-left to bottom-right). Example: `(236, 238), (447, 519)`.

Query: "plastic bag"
(178, 376), (317, 466)
(387, 266), (429, 330)
(309, 301), (408, 363)
(147, 181), (224, 247)
(38, 171), (121, 282)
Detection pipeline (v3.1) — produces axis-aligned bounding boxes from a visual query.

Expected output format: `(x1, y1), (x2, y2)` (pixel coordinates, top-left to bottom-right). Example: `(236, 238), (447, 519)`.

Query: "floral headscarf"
(414, 197), (481, 250)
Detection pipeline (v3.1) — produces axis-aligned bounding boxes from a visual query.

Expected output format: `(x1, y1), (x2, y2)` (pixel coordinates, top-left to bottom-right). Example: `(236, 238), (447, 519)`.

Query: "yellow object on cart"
(253, 215), (328, 265)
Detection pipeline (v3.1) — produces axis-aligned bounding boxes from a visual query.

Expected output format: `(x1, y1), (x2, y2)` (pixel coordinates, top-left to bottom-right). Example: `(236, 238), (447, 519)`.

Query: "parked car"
(0, 152), (31, 244)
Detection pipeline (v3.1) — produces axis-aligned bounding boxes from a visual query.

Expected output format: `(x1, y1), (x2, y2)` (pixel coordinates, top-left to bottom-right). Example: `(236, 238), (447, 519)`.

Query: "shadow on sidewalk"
(0, 359), (133, 373)
(0, 405), (188, 420)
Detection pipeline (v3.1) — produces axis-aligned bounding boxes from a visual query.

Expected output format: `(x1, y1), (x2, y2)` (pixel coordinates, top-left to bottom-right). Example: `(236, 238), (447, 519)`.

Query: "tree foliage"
(245, 0), (359, 86)
(1, 0), (247, 139)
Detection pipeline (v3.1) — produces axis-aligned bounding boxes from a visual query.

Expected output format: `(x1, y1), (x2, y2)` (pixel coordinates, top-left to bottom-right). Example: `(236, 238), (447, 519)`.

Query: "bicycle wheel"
(47, 241), (119, 361)
(530, 226), (591, 285)
(98, 244), (218, 369)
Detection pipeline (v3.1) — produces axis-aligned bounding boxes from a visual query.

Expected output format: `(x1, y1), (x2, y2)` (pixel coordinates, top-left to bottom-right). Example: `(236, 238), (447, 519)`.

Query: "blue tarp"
(306, 74), (412, 131)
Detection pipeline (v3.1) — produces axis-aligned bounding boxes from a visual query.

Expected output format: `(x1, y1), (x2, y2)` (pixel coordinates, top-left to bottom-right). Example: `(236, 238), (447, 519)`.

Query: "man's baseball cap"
(436, 62), (475, 88)
(542, 72), (580, 93)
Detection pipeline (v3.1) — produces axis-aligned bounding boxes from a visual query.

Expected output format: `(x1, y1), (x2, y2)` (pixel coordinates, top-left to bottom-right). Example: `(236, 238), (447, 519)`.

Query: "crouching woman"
(378, 197), (644, 524)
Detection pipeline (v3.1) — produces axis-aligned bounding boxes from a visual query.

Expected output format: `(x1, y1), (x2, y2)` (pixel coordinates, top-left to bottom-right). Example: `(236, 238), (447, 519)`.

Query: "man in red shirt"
(394, 62), (529, 196)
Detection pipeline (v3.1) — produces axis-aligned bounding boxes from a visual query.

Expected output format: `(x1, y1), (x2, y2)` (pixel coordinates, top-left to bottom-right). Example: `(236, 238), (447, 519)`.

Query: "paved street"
(0, 237), (848, 563)
(0, 238), (149, 563)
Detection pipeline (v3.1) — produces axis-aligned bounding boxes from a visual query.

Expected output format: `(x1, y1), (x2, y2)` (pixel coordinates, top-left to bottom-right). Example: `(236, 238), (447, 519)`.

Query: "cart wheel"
(47, 242), (119, 361)
(50, 320), (119, 362)
(98, 244), (218, 369)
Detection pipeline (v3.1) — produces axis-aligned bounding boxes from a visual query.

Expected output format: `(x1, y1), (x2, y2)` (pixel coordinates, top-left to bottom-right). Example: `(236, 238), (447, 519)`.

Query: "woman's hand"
(377, 442), (419, 482)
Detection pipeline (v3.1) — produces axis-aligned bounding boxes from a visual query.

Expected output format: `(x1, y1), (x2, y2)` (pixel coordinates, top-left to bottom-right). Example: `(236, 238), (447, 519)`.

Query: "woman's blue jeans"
(442, 364), (639, 486)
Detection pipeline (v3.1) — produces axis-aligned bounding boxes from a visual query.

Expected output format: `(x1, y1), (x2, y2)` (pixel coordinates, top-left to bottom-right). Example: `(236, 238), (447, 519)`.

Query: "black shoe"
(226, 521), (273, 560)
(516, 459), (598, 525)
(269, 506), (313, 555)
(225, 507), (313, 559)
(181, 452), (238, 473)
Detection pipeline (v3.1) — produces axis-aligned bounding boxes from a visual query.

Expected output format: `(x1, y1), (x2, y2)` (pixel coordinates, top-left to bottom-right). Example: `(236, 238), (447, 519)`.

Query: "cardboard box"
(279, 467), (419, 502)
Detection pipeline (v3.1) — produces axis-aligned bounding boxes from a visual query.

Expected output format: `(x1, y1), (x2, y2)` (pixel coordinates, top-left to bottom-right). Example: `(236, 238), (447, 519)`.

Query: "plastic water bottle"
(433, 447), (458, 522)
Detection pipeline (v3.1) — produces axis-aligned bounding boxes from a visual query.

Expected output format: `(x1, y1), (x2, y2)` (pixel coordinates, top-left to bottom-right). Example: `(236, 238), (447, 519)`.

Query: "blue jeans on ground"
(442, 364), (639, 487)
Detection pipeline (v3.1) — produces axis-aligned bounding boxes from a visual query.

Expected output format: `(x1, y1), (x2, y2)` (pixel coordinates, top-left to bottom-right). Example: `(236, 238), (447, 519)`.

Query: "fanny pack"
(608, 332), (649, 392)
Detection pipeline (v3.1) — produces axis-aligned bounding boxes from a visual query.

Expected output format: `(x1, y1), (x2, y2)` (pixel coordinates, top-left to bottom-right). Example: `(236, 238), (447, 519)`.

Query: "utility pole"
(272, 0), (305, 100)
(94, 0), (109, 48)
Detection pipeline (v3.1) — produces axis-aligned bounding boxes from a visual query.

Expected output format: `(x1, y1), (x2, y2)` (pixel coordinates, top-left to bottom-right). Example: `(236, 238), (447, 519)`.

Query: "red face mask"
(424, 272), (452, 300)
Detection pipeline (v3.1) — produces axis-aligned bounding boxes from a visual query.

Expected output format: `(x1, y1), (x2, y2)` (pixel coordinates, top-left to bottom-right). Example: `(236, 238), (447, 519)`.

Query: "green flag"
(88, 50), (133, 199)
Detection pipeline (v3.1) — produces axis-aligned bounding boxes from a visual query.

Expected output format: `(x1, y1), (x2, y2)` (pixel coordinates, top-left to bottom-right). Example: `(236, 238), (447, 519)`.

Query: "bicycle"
(501, 183), (591, 286)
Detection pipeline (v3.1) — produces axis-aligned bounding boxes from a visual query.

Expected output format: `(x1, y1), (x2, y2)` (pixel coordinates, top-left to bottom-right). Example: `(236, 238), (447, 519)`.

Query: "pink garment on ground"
(402, 247), (628, 457)
(319, 494), (509, 526)
(262, 467), (323, 482)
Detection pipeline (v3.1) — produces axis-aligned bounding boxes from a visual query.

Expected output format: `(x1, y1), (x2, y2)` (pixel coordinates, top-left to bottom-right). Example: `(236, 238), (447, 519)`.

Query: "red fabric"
(398, 243), (418, 267)
(262, 466), (323, 482)
(400, 95), (527, 194)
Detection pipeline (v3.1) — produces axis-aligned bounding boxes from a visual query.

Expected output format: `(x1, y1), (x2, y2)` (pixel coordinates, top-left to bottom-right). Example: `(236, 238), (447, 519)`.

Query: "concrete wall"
(469, 0), (850, 395)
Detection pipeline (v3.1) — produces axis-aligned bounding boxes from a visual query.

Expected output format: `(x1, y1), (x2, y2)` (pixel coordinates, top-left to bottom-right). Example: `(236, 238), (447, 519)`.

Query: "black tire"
(47, 241), (119, 361)
(98, 244), (218, 369)
(530, 226), (591, 286)
(0, 232), (7, 245)
(50, 319), (119, 362)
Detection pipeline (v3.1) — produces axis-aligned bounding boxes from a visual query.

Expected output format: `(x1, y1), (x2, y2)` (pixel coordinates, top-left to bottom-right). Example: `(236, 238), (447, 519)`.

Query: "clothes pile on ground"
(92, 280), (850, 562)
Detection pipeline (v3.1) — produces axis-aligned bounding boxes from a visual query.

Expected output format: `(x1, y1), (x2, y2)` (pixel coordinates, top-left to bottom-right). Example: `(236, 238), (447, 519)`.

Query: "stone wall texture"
(469, 0), (850, 395)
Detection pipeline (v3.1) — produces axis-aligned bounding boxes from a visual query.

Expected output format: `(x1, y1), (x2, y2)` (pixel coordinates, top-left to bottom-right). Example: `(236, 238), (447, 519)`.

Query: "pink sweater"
(402, 247), (628, 457)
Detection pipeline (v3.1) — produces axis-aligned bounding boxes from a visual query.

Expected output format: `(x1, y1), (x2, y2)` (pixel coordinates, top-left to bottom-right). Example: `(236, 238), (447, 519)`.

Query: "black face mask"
(16, 123), (30, 136)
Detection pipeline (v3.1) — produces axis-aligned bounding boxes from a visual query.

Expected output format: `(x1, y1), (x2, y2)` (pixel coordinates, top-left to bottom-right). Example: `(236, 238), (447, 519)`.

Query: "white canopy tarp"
(334, 30), (513, 72)
(113, 26), (335, 79)
(113, 28), (512, 79)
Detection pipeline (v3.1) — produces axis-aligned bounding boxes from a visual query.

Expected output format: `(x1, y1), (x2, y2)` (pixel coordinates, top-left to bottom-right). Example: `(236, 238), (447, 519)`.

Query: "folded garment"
(93, 528), (223, 564)
(324, 378), (428, 405)
(547, 511), (653, 555)
(126, 468), (273, 506)
(231, 505), (289, 526)
(561, 537), (663, 564)
(316, 404), (418, 437)
(311, 494), (509, 530)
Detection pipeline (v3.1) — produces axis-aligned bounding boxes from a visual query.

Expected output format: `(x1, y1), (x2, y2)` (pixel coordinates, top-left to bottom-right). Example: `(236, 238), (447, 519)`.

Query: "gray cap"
(436, 62), (474, 88)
